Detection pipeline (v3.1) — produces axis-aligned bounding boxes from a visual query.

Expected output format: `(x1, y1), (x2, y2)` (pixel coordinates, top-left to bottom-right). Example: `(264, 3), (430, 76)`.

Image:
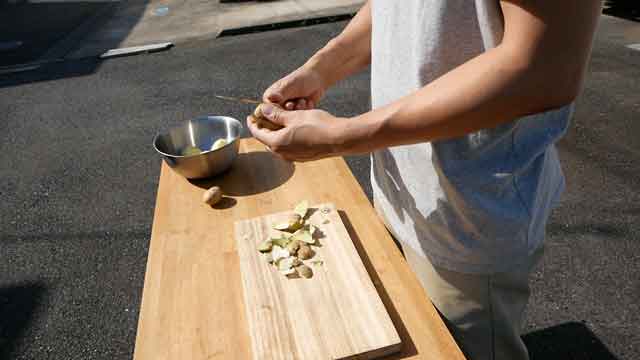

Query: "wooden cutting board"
(235, 203), (402, 360)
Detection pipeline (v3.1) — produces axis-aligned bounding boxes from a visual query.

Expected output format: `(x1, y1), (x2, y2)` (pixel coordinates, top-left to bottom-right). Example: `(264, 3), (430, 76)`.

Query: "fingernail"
(270, 93), (282, 102)
(261, 104), (274, 117)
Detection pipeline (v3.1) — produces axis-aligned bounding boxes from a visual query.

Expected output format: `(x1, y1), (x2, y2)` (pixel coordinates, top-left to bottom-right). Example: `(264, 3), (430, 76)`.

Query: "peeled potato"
(210, 138), (227, 151)
(181, 145), (202, 156)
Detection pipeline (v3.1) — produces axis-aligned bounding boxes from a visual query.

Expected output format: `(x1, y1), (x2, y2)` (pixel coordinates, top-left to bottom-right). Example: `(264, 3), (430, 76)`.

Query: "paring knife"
(214, 95), (261, 105)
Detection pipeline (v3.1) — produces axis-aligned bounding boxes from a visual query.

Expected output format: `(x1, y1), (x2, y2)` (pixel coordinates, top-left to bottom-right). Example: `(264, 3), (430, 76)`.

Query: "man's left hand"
(247, 103), (345, 162)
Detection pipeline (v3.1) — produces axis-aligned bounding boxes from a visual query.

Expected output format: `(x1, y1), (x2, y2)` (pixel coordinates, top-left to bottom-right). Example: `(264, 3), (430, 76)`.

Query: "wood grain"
(236, 203), (401, 360)
(133, 138), (466, 360)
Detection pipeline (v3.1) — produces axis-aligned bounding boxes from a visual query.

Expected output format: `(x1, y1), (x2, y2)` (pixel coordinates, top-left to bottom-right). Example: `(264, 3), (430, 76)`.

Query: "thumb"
(259, 103), (290, 126)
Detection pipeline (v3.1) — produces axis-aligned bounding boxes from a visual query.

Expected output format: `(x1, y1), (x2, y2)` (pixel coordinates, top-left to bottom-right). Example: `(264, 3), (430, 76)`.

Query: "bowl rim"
(153, 115), (242, 158)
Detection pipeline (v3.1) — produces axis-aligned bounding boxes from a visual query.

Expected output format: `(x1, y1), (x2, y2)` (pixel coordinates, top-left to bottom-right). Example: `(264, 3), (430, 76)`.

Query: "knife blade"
(214, 95), (261, 105)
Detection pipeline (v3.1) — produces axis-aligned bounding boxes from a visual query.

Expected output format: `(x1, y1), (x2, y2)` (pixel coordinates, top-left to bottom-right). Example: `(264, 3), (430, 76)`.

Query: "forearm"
(336, 46), (561, 154)
(305, 1), (372, 87)
(334, 0), (601, 155)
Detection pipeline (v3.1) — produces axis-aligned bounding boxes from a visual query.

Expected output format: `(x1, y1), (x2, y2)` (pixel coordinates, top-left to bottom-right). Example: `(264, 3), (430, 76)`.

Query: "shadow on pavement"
(0, 282), (47, 360)
(0, 56), (102, 88)
(523, 322), (620, 360)
(0, 0), (108, 66)
(0, 0), (148, 87)
(603, 0), (640, 22)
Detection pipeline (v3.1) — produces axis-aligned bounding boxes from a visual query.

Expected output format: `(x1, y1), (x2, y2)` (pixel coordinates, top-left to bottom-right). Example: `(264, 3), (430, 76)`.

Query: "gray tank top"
(370, 0), (572, 273)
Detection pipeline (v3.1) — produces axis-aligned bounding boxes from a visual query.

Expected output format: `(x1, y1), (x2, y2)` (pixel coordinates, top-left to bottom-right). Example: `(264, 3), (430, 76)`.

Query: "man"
(248, 1), (601, 359)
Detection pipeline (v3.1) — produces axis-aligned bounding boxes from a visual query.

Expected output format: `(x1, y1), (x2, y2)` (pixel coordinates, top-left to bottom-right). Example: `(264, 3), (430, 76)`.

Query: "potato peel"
(257, 239), (273, 253)
(280, 268), (296, 276)
(271, 235), (291, 248)
(273, 213), (303, 233)
(294, 201), (309, 219)
(271, 245), (290, 263)
(273, 222), (291, 231)
(308, 224), (318, 238)
(277, 256), (296, 271)
(291, 229), (313, 244)
(259, 201), (325, 279)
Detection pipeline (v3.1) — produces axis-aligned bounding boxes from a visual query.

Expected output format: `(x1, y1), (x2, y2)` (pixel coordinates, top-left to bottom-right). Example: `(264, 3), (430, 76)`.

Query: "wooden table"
(133, 139), (466, 360)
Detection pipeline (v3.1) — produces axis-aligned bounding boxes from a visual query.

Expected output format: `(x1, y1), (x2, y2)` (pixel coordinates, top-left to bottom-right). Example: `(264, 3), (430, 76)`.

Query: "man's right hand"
(262, 1), (372, 111)
(263, 66), (328, 111)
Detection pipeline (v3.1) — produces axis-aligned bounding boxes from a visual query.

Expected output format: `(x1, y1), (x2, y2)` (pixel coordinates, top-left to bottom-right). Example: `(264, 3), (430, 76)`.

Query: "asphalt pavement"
(1, 15), (639, 360)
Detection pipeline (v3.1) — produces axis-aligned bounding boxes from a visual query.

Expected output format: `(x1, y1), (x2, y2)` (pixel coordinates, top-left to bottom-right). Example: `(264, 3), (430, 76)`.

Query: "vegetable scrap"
(257, 201), (324, 278)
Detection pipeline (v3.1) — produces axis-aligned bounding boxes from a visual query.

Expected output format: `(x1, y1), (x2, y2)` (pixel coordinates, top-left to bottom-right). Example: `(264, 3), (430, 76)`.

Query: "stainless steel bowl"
(153, 116), (242, 179)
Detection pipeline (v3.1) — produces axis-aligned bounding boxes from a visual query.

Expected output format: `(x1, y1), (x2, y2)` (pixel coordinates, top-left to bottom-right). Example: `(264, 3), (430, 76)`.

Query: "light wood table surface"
(133, 138), (466, 360)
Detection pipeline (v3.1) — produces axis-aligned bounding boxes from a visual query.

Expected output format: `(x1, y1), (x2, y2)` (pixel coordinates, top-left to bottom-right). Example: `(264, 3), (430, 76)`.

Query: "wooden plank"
(133, 138), (466, 360)
(235, 203), (401, 360)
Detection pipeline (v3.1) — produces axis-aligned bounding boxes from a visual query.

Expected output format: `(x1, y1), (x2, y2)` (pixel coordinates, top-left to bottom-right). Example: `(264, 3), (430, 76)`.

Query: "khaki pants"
(402, 244), (543, 360)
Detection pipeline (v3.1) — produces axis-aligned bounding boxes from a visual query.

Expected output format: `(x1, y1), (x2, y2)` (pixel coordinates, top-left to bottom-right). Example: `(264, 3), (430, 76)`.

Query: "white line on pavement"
(99, 42), (173, 59)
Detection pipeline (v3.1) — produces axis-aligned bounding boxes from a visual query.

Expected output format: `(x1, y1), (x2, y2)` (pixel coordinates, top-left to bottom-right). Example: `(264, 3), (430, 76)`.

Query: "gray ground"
(1, 14), (638, 360)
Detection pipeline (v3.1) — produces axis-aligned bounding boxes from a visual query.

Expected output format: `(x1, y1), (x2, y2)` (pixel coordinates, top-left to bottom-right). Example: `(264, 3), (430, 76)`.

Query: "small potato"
(295, 264), (313, 278)
(202, 186), (223, 206)
(286, 240), (301, 255)
(249, 115), (281, 131)
(253, 105), (263, 119)
(250, 104), (284, 131)
(297, 244), (314, 260)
